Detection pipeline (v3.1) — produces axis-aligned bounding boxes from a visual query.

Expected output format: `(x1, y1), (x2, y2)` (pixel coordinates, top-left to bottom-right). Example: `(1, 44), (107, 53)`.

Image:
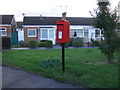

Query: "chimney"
(62, 12), (66, 20)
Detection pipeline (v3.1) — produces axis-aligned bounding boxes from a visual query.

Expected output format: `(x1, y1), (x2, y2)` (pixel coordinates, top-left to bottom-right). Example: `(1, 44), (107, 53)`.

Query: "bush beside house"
(58, 38), (84, 47)
(29, 40), (38, 48)
(70, 37), (83, 47)
(13, 38), (94, 48)
(72, 40), (81, 47)
(18, 40), (26, 47)
(38, 40), (53, 48)
(38, 42), (45, 47)
(44, 40), (53, 48)
(90, 39), (100, 47)
(69, 38), (74, 46)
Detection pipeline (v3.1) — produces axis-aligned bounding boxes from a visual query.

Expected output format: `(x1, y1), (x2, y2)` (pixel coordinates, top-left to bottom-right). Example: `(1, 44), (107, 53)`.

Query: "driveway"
(2, 66), (87, 88)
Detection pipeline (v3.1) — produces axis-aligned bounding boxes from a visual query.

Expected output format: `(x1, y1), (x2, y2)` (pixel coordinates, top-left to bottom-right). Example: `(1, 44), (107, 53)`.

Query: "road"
(2, 66), (87, 88)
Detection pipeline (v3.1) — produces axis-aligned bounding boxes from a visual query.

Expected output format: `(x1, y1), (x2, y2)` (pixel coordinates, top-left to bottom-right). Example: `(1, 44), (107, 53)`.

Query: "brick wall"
(0, 26), (11, 38)
(24, 27), (39, 44)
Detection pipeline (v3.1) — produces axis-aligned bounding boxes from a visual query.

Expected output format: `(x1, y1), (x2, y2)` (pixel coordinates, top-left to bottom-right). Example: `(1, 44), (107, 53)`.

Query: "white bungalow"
(22, 14), (102, 45)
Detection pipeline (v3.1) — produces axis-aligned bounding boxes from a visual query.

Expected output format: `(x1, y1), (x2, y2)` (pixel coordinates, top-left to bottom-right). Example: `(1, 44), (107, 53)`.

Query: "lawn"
(2, 48), (118, 88)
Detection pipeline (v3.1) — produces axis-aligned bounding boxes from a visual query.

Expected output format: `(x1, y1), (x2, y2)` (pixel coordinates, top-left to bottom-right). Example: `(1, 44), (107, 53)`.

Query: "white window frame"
(77, 29), (84, 37)
(48, 29), (55, 39)
(40, 28), (55, 40)
(84, 29), (89, 38)
(70, 29), (84, 38)
(0, 27), (7, 36)
(70, 29), (76, 37)
(41, 28), (48, 40)
(28, 29), (37, 37)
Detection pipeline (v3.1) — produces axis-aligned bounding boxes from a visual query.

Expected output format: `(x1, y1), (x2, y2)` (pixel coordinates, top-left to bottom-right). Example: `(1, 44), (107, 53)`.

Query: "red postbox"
(56, 20), (70, 43)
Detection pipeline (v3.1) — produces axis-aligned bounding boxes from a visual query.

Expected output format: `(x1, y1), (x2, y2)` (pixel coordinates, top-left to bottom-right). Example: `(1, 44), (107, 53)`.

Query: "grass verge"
(2, 48), (118, 88)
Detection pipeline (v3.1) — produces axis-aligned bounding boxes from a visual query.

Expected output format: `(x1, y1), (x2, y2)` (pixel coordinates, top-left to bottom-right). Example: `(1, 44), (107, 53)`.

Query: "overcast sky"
(0, 0), (119, 21)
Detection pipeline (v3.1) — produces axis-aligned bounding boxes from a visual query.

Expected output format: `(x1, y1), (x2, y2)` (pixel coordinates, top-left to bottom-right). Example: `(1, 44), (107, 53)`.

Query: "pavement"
(2, 66), (87, 88)
(11, 46), (98, 50)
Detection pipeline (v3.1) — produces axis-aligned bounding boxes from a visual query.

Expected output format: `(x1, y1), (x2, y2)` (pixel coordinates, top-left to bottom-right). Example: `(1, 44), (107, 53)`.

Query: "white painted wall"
(17, 29), (24, 41)
(70, 25), (92, 29)
(23, 25), (101, 45)
(89, 28), (96, 41)
(70, 25), (101, 42)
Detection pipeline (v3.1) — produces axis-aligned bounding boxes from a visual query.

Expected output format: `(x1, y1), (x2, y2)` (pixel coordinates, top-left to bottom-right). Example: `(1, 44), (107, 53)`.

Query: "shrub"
(44, 40), (53, 48)
(18, 40), (25, 47)
(29, 40), (38, 48)
(40, 40), (47, 42)
(99, 39), (118, 63)
(12, 45), (21, 48)
(72, 37), (83, 47)
(79, 38), (84, 47)
(69, 38), (74, 46)
(93, 41), (99, 46)
(40, 58), (61, 68)
(65, 42), (69, 47)
(72, 40), (80, 47)
(91, 39), (100, 46)
(38, 42), (45, 47)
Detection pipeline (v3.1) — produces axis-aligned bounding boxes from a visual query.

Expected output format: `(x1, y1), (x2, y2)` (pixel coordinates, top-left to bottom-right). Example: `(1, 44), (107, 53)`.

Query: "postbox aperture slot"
(57, 24), (64, 30)
(57, 24), (64, 25)
(58, 29), (63, 30)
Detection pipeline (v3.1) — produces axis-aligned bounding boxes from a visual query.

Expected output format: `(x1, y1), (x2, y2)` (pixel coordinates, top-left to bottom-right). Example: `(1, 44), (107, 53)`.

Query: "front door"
(11, 32), (18, 45)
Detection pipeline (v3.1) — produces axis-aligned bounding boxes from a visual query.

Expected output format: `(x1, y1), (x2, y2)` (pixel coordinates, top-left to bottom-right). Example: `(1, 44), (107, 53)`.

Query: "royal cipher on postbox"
(56, 20), (70, 43)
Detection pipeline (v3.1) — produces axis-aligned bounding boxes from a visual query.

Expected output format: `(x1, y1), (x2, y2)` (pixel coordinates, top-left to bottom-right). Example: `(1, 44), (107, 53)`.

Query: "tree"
(92, 0), (119, 64)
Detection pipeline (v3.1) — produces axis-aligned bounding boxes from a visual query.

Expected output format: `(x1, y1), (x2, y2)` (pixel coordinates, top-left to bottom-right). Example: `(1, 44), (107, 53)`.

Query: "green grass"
(2, 48), (118, 88)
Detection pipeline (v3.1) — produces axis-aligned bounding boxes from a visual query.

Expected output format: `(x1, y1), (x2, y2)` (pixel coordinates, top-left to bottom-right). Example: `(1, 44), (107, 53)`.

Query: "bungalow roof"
(0, 15), (14, 24)
(23, 16), (93, 26)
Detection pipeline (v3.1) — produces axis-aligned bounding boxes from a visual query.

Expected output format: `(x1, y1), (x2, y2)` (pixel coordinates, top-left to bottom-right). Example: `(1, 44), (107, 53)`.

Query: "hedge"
(29, 40), (38, 48)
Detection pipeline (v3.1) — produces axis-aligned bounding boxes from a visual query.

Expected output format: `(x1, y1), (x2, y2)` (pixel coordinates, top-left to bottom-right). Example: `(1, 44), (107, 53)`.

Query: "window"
(41, 29), (48, 38)
(0, 27), (7, 36)
(49, 29), (54, 38)
(28, 29), (36, 37)
(70, 29), (76, 37)
(77, 29), (83, 37)
(95, 29), (100, 37)
(41, 28), (55, 39)
(84, 29), (89, 38)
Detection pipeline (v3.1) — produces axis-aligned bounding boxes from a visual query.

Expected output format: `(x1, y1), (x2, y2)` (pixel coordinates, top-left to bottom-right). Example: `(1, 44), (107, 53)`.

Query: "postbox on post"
(56, 20), (70, 73)
(56, 20), (70, 43)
